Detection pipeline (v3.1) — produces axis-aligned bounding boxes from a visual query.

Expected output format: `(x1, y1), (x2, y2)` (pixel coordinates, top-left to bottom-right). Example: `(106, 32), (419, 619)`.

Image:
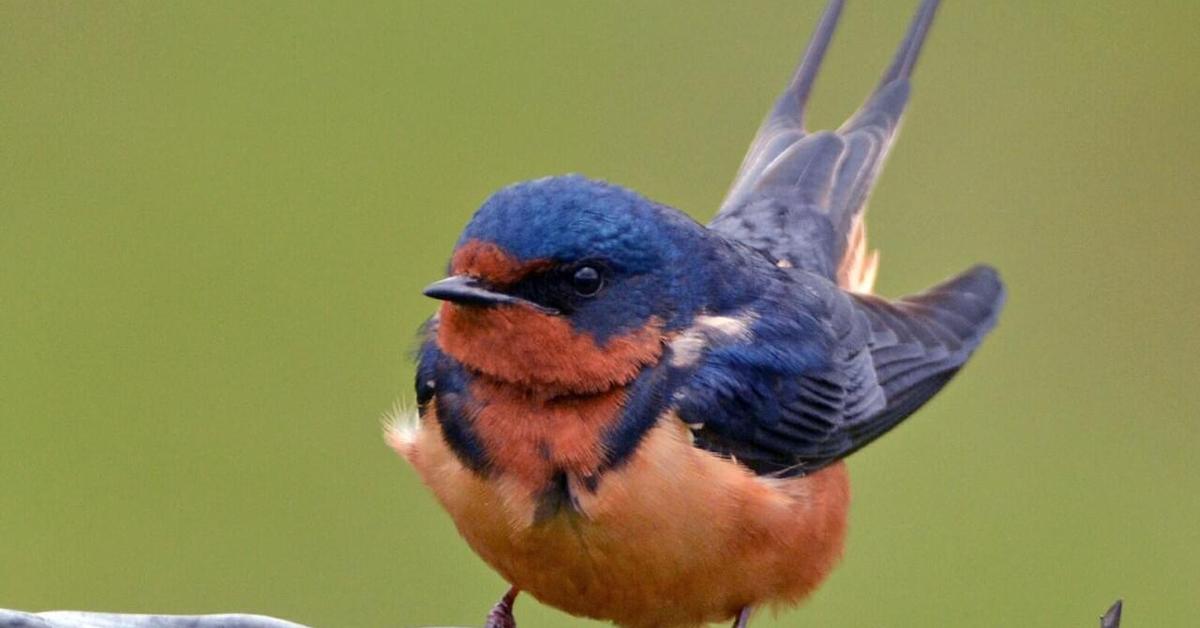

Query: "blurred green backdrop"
(2, 1), (1197, 626)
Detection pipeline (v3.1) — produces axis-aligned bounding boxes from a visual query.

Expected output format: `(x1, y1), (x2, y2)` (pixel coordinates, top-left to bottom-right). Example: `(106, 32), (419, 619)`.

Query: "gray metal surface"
(0, 610), (307, 628)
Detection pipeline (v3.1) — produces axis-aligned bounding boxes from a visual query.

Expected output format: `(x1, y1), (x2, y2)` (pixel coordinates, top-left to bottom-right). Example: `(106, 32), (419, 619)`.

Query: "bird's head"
(424, 175), (718, 395)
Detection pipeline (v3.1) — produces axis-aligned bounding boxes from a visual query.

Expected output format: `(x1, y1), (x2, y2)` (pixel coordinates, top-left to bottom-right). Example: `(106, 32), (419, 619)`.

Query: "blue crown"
(457, 175), (699, 274)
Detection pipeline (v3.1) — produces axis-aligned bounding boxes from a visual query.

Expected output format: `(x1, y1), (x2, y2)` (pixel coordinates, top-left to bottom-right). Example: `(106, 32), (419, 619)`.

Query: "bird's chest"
(399, 411), (851, 627)
(457, 380), (625, 512)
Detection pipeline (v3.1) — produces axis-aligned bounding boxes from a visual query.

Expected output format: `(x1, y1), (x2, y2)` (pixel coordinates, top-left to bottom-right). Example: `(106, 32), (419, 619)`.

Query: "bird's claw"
(731, 606), (753, 628)
(483, 587), (518, 628)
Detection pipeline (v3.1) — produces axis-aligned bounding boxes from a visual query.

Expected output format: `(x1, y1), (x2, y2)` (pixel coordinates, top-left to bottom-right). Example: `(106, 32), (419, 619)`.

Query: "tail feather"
(874, 0), (940, 90)
(721, 0), (845, 213)
(711, 0), (942, 293)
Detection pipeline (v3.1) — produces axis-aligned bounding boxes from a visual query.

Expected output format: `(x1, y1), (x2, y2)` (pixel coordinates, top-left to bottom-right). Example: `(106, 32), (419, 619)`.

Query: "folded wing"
(678, 265), (1003, 476)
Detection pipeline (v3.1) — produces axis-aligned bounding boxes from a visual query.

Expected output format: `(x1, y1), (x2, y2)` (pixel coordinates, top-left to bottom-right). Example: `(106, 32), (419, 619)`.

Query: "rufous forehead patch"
(451, 239), (553, 286)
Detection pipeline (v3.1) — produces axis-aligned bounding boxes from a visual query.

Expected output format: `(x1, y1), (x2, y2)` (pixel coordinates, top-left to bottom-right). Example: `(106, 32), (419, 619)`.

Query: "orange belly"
(391, 413), (850, 628)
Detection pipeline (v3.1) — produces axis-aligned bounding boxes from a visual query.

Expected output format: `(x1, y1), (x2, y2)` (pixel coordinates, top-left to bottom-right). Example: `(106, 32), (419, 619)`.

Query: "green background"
(2, 1), (1197, 626)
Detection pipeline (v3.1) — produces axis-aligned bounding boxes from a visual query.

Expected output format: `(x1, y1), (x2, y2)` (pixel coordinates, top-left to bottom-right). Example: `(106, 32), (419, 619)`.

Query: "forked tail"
(710, 0), (941, 293)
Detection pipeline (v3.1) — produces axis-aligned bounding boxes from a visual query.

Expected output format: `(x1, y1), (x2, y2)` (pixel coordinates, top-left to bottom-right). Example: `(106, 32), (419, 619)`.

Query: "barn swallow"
(389, 0), (1004, 626)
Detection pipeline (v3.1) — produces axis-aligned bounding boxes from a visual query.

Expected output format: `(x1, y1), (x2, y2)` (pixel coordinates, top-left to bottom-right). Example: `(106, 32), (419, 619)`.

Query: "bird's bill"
(422, 275), (558, 315)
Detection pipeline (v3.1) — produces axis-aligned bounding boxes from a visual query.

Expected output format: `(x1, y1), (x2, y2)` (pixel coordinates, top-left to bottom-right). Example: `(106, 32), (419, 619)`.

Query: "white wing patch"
(669, 313), (756, 368)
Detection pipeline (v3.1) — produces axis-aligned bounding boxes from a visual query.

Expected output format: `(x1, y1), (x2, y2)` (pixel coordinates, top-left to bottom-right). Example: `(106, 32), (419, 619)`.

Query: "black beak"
(422, 275), (559, 315)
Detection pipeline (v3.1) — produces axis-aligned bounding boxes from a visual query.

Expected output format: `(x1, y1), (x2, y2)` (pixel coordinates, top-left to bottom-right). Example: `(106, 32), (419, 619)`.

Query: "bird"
(389, 0), (1004, 626)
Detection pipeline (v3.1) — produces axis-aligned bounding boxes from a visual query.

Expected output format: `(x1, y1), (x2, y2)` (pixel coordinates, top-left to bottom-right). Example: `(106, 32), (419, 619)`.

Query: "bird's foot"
(484, 587), (519, 628)
(731, 606), (753, 628)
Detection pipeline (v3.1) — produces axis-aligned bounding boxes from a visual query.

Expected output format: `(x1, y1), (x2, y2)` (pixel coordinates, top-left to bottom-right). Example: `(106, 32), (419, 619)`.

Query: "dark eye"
(571, 266), (603, 296)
